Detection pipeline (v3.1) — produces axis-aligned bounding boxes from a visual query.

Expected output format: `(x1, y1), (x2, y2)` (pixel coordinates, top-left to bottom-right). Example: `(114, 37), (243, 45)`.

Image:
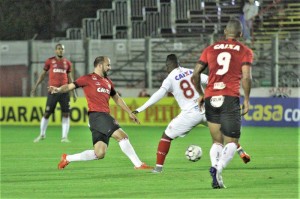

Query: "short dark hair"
(94, 56), (106, 67)
(55, 43), (64, 49)
(166, 54), (179, 65)
(225, 19), (243, 37)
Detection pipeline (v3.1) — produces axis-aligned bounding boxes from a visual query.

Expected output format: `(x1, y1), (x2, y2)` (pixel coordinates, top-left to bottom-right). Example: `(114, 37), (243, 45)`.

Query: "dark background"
(0, 0), (112, 40)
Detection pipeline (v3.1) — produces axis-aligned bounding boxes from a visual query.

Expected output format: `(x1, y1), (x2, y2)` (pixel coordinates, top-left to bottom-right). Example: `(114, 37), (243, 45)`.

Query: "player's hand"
(241, 100), (250, 116)
(132, 110), (139, 115)
(48, 86), (59, 94)
(197, 96), (205, 112)
(129, 112), (140, 124)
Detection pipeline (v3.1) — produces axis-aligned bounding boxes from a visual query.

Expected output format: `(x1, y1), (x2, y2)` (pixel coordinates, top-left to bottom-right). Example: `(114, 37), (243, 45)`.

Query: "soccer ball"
(185, 145), (202, 162)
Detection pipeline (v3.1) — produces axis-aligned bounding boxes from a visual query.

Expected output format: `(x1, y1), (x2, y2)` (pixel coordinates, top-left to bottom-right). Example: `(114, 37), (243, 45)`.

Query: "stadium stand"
(251, 0), (300, 87)
(59, 0), (299, 88)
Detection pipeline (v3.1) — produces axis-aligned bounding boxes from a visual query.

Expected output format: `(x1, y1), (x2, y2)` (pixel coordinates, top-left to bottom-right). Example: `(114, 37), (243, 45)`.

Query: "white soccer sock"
(40, 117), (49, 136)
(119, 138), (143, 167)
(217, 142), (237, 172)
(62, 117), (70, 138)
(210, 143), (223, 168)
(66, 150), (98, 162)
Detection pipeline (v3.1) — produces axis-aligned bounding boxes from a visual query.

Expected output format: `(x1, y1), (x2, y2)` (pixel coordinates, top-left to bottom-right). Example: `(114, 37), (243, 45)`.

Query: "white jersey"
(136, 66), (208, 139)
(136, 66), (208, 113)
(161, 67), (208, 111)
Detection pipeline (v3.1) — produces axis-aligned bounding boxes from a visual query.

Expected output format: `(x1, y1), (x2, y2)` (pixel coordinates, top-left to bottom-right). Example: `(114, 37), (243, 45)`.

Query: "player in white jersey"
(133, 54), (207, 173)
(133, 54), (250, 173)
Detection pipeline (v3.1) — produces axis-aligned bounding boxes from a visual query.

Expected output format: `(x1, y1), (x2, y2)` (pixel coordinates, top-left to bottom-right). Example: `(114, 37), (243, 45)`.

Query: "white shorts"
(165, 106), (207, 139)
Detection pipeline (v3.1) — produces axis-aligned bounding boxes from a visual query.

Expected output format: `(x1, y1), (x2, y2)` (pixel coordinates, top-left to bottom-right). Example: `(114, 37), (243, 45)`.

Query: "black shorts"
(45, 92), (70, 114)
(205, 96), (241, 138)
(88, 112), (121, 146)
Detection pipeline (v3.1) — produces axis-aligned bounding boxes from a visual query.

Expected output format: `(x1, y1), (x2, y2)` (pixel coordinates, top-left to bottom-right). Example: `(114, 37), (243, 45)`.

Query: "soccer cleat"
(240, 152), (251, 164)
(237, 146), (251, 164)
(134, 163), (153, 170)
(151, 166), (163, 173)
(61, 137), (70, 143)
(58, 154), (69, 169)
(209, 167), (220, 189)
(216, 169), (226, 189)
(33, 135), (46, 143)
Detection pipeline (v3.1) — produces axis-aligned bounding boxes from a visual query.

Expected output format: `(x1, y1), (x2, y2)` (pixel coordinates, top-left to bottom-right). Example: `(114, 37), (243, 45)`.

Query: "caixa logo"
(53, 68), (66, 73)
(97, 87), (110, 94)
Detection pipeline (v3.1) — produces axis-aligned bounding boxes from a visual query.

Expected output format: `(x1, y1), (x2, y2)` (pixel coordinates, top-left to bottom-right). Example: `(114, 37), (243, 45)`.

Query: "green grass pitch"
(1, 125), (299, 198)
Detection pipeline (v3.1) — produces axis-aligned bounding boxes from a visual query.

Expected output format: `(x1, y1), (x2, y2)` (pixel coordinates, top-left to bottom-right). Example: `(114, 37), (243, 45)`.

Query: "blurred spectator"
(138, 88), (150, 97)
(239, 0), (246, 33)
(243, 0), (258, 43)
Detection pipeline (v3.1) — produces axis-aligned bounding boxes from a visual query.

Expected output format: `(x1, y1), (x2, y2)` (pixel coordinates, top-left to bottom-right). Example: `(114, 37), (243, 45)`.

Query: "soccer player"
(31, 43), (76, 143)
(133, 54), (250, 173)
(192, 19), (253, 189)
(48, 56), (152, 170)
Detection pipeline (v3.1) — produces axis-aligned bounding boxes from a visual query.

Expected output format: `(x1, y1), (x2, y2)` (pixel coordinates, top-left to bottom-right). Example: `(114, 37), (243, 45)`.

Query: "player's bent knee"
(95, 151), (106, 159)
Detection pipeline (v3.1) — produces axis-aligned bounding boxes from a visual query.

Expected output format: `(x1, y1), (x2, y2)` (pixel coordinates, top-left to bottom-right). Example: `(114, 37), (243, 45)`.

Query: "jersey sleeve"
(110, 87), (116, 96)
(161, 76), (172, 92)
(108, 78), (117, 96)
(242, 48), (253, 65)
(74, 75), (86, 88)
(44, 59), (50, 71)
(198, 47), (209, 65)
(67, 60), (72, 73)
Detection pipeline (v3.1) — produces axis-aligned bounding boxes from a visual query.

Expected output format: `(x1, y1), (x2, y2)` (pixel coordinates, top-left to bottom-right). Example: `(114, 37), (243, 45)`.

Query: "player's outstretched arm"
(134, 87), (167, 114)
(48, 83), (76, 94)
(112, 93), (140, 124)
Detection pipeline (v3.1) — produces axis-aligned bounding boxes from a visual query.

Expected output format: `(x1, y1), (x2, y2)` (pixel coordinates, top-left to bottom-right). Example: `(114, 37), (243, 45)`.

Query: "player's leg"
(112, 128), (152, 170)
(59, 93), (71, 142)
(237, 143), (251, 163)
(204, 97), (224, 188)
(58, 114), (111, 169)
(208, 122), (223, 168)
(202, 115), (224, 169)
(153, 110), (205, 173)
(34, 93), (57, 142)
(33, 112), (50, 142)
(207, 121), (223, 188)
(214, 135), (240, 189)
(216, 135), (238, 189)
(57, 140), (106, 170)
(152, 133), (172, 173)
(215, 96), (242, 188)
(61, 113), (70, 142)
(88, 112), (151, 169)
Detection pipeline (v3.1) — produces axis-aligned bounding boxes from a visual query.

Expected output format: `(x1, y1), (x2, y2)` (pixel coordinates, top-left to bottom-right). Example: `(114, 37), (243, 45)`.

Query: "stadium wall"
(1, 96), (299, 127)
